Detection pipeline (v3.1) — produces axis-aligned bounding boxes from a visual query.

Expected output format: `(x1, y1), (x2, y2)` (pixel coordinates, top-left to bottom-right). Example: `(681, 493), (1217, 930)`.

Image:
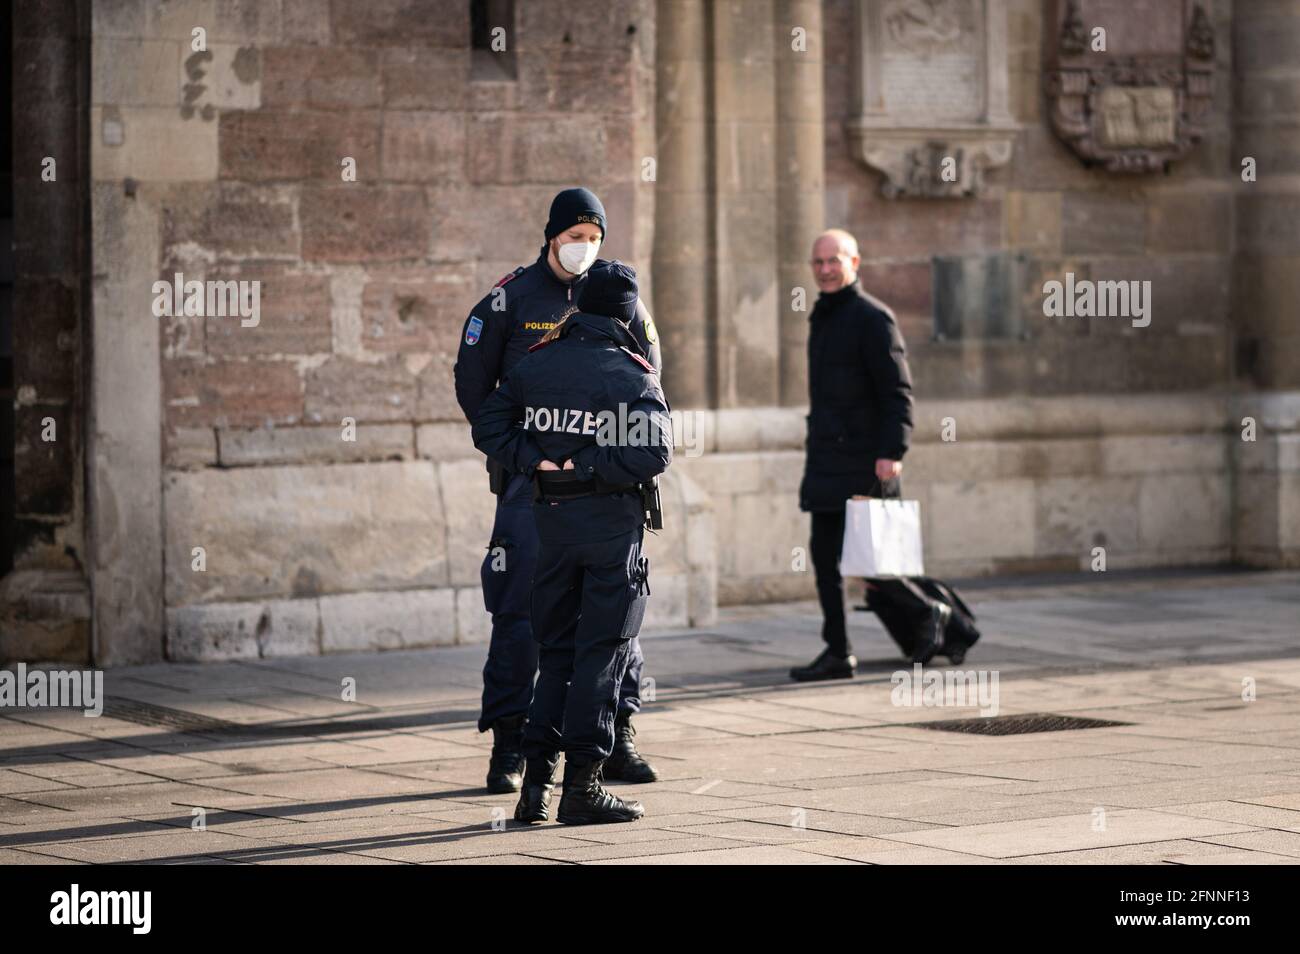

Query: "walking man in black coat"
(793, 229), (916, 682)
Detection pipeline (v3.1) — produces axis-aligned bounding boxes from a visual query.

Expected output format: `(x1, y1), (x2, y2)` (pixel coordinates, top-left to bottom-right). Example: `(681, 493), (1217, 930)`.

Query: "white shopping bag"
(839, 497), (925, 578)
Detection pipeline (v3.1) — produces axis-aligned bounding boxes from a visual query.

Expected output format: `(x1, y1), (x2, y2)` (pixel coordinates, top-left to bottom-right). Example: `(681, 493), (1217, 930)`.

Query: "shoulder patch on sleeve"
(619, 346), (656, 374)
(494, 266), (526, 288)
(464, 315), (483, 346)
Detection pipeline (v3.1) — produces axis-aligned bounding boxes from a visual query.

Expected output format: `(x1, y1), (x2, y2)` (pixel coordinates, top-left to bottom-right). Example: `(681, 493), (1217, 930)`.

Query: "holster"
(487, 457), (509, 496)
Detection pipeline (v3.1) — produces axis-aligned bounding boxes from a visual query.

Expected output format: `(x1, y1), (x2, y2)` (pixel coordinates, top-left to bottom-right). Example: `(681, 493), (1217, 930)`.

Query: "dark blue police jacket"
(470, 311), (672, 544)
(454, 249), (662, 426)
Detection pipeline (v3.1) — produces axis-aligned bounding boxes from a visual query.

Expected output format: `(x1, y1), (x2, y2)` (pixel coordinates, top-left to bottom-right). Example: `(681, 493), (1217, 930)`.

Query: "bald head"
(810, 229), (861, 293)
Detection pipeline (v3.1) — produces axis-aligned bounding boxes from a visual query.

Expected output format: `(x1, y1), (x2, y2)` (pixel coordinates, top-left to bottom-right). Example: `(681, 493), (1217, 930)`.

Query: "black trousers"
(522, 526), (649, 764)
(809, 479), (902, 657)
(478, 474), (645, 732)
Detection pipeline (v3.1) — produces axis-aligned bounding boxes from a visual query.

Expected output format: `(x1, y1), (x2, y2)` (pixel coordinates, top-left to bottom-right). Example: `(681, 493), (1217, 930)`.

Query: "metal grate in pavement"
(907, 712), (1132, 736)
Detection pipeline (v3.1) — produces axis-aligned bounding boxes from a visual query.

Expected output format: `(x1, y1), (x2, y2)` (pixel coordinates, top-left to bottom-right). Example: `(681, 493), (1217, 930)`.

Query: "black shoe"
(556, 759), (645, 825)
(602, 711), (659, 783)
(911, 604), (950, 665)
(514, 751), (561, 824)
(485, 714), (526, 794)
(789, 648), (857, 682)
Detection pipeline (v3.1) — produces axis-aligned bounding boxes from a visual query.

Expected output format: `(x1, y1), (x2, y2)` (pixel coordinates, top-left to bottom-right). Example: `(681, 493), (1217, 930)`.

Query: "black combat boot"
(556, 759), (645, 825)
(485, 714), (526, 794)
(601, 711), (659, 783)
(514, 751), (561, 824)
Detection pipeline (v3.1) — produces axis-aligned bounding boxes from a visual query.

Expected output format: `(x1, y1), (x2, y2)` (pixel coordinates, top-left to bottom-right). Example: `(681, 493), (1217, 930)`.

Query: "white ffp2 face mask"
(557, 240), (600, 275)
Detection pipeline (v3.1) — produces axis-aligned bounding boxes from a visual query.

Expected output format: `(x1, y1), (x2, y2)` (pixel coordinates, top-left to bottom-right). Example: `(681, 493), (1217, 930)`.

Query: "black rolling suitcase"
(857, 576), (981, 664)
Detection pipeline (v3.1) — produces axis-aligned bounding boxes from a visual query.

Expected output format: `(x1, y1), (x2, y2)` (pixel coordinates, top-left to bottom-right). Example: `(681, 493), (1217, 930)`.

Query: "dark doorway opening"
(2, 0), (15, 576)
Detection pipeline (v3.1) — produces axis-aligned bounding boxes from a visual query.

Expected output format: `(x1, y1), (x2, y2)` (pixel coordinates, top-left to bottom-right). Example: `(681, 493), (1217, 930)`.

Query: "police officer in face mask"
(454, 188), (663, 795)
(471, 262), (672, 825)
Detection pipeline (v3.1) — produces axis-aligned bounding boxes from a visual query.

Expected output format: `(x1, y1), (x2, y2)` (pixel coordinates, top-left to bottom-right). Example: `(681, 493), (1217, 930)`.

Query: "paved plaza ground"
(2, 568), (1299, 865)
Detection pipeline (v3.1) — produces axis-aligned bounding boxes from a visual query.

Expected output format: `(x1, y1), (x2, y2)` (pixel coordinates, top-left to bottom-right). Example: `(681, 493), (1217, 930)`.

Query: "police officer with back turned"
(472, 261), (671, 825)
(454, 188), (663, 794)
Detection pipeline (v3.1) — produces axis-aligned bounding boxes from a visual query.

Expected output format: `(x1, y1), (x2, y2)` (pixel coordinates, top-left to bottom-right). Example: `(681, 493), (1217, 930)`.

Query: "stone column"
(1231, 0), (1300, 568)
(774, 0), (824, 406)
(711, 0), (780, 407)
(86, 5), (173, 663)
(653, 0), (713, 409)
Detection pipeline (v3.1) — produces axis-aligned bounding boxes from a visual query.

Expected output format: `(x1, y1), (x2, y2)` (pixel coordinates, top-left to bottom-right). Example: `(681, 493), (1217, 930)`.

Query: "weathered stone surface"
(299, 186), (428, 262)
(167, 602), (261, 662)
(319, 588), (456, 652)
(261, 47), (380, 109)
(219, 111), (380, 182)
(332, 0), (466, 47)
(1146, 190), (1233, 254)
(515, 0), (645, 53)
(381, 47), (470, 110)
(929, 479), (1036, 561)
(415, 354), (462, 422)
(359, 267), (477, 352)
(88, 189), (166, 665)
(439, 459), (497, 587)
(219, 423), (414, 466)
(92, 38), (180, 106)
(205, 266), (332, 357)
(164, 426), (218, 470)
(1035, 476), (1140, 557)
(304, 356), (418, 423)
(1005, 191), (1062, 253)
(163, 461), (449, 605)
(146, 0), (283, 43)
(1138, 474), (1231, 551)
(379, 111), (465, 183)
(164, 357), (303, 429)
(162, 181), (299, 261)
(282, 0), (331, 45)
(192, 43), (263, 112)
(1101, 435), (1227, 476)
(262, 598), (322, 656)
(91, 106), (218, 181)
(516, 50), (637, 114)
(466, 114), (614, 185)
(416, 423), (477, 462)
(1061, 190), (1147, 255)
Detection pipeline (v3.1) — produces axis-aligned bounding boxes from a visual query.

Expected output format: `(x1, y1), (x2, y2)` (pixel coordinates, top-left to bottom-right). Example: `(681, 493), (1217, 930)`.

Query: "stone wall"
(676, 393), (1248, 605)
(822, 0), (1236, 401)
(84, 0), (661, 662)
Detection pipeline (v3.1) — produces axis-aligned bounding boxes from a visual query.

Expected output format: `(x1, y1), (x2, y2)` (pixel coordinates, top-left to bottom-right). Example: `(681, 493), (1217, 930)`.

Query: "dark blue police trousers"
(478, 473), (644, 732)
(522, 525), (649, 763)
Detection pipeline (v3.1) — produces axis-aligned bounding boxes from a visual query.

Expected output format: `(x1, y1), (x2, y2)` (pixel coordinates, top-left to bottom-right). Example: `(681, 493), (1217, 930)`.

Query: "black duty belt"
(534, 470), (638, 501)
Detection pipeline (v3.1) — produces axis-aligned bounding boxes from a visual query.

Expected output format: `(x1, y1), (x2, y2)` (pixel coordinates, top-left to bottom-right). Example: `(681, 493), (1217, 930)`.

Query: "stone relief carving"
(1045, 0), (1216, 172)
(884, 0), (968, 54)
(847, 0), (1018, 199)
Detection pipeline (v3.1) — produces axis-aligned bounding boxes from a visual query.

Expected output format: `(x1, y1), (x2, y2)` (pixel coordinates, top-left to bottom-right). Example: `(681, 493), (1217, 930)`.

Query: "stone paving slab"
(1, 568), (1298, 864)
(873, 809), (1261, 859)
